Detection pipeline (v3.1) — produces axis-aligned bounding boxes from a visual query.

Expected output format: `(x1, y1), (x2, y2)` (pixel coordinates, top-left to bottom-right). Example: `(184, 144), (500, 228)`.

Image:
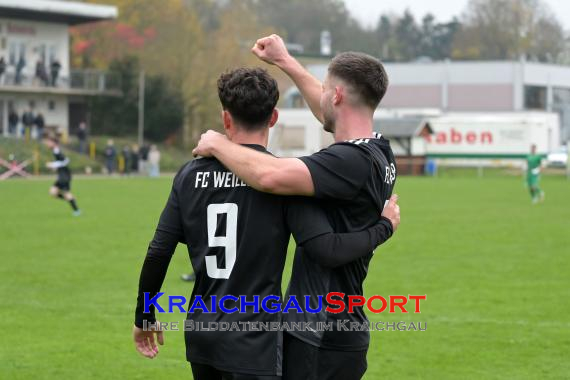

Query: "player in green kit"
(526, 144), (544, 204)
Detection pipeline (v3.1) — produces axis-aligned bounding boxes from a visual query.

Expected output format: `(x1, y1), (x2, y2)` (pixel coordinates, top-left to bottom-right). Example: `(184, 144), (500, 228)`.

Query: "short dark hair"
(328, 52), (389, 110)
(217, 67), (279, 130)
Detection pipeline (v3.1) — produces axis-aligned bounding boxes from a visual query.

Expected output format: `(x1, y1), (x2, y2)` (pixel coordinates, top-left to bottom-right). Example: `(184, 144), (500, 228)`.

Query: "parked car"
(546, 147), (568, 168)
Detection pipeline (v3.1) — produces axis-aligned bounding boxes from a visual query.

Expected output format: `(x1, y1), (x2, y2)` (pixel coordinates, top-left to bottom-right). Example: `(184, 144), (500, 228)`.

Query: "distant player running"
(526, 144), (545, 204)
(44, 136), (81, 216)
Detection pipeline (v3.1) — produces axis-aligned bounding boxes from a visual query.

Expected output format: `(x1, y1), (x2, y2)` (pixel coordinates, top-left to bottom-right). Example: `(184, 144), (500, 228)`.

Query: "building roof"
(0, 0), (117, 25)
(308, 59), (570, 88)
(374, 117), (433, 138)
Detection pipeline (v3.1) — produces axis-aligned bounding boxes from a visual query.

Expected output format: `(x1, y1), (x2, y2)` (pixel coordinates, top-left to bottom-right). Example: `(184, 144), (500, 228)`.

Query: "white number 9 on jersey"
(206, 203), (238, 279)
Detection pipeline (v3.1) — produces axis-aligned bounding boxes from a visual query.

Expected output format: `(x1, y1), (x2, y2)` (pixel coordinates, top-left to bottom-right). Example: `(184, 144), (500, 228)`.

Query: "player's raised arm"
(252, 34), (324, 123)
(193, 130), (314, 196)
(47, 156), (69, 169)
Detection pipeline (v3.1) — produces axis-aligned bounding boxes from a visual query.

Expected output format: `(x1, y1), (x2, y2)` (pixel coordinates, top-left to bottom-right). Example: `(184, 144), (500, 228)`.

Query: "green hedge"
(0, 136), (192, 175)
(0, 137), (101, 175)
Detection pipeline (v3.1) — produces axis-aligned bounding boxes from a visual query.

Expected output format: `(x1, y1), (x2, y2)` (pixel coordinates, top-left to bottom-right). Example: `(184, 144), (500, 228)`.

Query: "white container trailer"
(425, 112), (560, 158)
(270, 109), (560, 169)
(425, 112), (560, 169)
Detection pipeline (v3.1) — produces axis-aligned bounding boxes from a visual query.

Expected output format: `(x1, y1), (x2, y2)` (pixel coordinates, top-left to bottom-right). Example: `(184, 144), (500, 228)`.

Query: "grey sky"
(343, 0), (570, 29)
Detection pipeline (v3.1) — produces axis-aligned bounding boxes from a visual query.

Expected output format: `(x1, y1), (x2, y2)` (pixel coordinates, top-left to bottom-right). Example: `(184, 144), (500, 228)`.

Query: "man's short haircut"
(217, 67), (279, 131)
(328, 52), (389, 110)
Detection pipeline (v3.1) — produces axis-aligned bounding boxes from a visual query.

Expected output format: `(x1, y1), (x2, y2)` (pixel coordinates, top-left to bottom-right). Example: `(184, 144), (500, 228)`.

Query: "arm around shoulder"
(256, 157), (314, 196)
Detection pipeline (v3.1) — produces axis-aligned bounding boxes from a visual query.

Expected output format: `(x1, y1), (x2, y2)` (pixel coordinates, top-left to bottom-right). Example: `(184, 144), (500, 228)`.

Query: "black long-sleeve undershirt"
(134, 217), (393, 328)
(302, 216), (393, 268)
(134, 228), (178, 328)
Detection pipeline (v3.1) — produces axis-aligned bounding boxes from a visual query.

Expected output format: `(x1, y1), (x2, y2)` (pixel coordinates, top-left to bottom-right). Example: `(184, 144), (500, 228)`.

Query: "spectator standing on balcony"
(0, 57), (6, 85)
(148, 145), (160, 177)
(51, 59), (62, 87)
(77, 122), (88, 154)
(8, 107), (19, 136)
(35, 59), (48, 86)
(21, 108), (35, 138)
(15, 55), (26, 85)
(34, 113), (45, 141)
(104, 139), (117, 175)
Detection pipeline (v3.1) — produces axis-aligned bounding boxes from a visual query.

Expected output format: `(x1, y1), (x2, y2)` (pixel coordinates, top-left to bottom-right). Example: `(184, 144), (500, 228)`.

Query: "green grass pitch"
(1, 175), (569, 379)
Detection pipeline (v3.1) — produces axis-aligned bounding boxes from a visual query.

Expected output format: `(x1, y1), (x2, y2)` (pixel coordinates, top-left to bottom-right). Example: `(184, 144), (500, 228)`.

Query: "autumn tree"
(253, 0), (352, 54)
(88, 56), (184, 141)
(452, 0), (566, 62)
(72, 0), (274, 146)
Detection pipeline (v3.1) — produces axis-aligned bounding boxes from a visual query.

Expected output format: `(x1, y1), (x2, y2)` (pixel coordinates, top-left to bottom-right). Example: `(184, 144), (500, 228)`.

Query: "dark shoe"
(181, 273), (196, 282)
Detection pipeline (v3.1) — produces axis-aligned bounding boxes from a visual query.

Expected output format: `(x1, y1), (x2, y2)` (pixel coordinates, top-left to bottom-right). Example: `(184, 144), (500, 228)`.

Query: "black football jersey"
(52, 147), (71, 180)
(158, 145), (335, 375)
(285, 133), (397, 350)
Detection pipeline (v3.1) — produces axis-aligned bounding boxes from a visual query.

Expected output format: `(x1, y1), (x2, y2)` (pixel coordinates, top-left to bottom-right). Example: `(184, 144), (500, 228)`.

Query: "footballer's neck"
(333, 108), (374, 142)
(229, 127), (269, 148)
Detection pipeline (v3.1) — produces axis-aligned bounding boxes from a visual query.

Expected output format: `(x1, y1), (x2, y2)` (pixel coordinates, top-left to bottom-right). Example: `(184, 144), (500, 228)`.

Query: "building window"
(553, 87), (570, 105)
(8, 42), (17, 65)
(48, 100), (56, 111)
(553, 88), (570, 143)
(8, 42), (26, 65)
(36, 44), (46, 61)
(48, 45), (57, 64)
(291, 93), (306, 108)
(524, 85), (547, 110)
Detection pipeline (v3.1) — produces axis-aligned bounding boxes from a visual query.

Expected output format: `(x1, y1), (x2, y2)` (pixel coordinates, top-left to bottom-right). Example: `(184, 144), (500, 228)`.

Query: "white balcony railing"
(0, 68), (121, 95)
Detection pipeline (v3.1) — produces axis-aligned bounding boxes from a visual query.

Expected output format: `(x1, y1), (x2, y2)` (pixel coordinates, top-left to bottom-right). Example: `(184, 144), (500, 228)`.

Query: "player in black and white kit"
(44, 136), (81, 216)
(193, 35), (398, 380)
(133, 68), (400, 380)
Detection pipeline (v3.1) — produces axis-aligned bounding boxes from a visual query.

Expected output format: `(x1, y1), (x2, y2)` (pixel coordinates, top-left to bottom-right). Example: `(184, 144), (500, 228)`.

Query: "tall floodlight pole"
(138, 70), (145, 147)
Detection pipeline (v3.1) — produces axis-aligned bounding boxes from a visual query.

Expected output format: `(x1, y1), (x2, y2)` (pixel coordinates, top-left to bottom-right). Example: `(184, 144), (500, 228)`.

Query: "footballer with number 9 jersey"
(193, 35), (398, 380)
(133, 68), (401, 380)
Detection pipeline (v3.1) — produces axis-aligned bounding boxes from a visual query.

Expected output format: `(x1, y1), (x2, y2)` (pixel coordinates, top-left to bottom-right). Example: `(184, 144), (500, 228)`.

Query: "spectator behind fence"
(0, 57), (6, 85)
(34, 113), (45, 141)
(130, 144), (140, 174)
(139, 144), (149, 174)
(148, 145), (160, 177)
(104, 139), (117, 175)
(77, 122), (88, 154)
(8, 107), (18, 136)
(15, 55), (26, 85)
(21, 108), (35, 138)
(121, 145), (132, 175)
(51, 59), (61, 87)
